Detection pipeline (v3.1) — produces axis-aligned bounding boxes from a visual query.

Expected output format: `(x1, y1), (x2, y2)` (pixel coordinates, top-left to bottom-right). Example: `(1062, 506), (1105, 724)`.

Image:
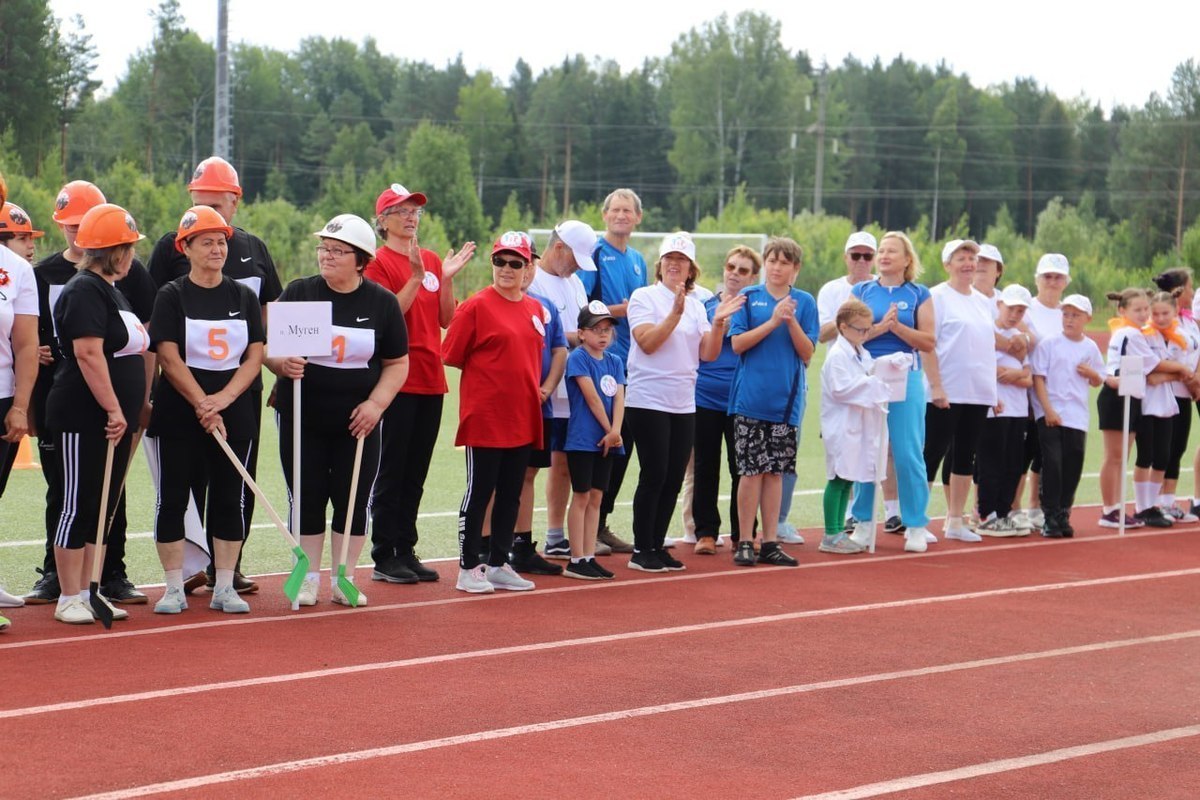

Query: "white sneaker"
(1007, 511), (1034, 530)
(0, 585), (24, 608)
(905, 527), (929, 553)
(209, 586), (250, 614)
(945, 526), (982, 543)
(456, 565), (494, 594)
(96, 593), (129, 621)
(848, 521), (875, 549)
(777, 522), (805, 545)
(332, 583), (367, 607)
(54, 597), (94, 624)
(297, 575), (319, 607)
(486, 564), (535, 591)
(153, 587), (188, 614)
(1028, 508), (1045, 529)
(924, 530), (938, 543)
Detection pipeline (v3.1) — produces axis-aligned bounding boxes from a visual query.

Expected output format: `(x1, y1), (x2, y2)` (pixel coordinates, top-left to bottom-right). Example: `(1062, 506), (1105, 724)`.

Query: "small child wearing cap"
(1030, 294), (1104, 537)
(977, 285), (1035, 535)
(563, 301), (626, 580)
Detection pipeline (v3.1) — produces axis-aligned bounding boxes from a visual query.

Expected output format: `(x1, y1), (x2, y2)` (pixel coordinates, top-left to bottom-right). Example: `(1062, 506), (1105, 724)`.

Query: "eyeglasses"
(492, 256), (527, 270)
(724, 263), (753, 276)
(316, 245), (354, 259)
(848, 252), (874, 262)
(846, 324), (871, 335)
(385, 207), (423, 220)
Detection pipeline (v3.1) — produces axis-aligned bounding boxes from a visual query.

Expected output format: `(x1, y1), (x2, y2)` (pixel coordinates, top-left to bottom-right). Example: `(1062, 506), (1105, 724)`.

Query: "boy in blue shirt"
(564, 301), (626, 579)
(729, 237), (819, 567)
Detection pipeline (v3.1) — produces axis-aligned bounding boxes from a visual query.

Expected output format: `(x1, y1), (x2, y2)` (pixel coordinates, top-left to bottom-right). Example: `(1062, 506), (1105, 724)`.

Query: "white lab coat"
(820, 336), (891, 482)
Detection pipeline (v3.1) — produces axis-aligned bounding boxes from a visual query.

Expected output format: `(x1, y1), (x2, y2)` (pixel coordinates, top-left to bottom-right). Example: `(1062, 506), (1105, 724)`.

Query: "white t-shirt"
(1029, 333), (1105, 432)
(817, 275), (876, 331)
(977, 288), (1000, 320)
(1141, 331), (1179, 418)
(625, 282), (712, 413)
(929, 282), (997, 406)
(1168, 316), (1200, 399)
(529, 267), (588, 418)
(992, 326), (1029, 419)
(0, 248), (39, 399)
(1025, 298), (1063, 346)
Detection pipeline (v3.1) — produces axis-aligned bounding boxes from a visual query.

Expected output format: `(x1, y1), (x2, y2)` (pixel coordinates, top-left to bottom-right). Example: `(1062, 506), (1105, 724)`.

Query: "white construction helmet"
(314, 213), (377, 256)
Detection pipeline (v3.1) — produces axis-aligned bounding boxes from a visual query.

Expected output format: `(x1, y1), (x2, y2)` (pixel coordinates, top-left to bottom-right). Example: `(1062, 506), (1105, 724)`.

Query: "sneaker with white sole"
(210, 586), (251, 613)
(55, 596), (94, 624)
(153, 587), (188, 614)
(924, 530), (938, 543)
(332, 583), (367, 606)
(1028, 508), (1045, 529)
(1007, 511), (1034, 530)
(848, 521), (875, 549)
(1163, 505), (1200, 524)
(945, 526), (982, 543)
(456, 565), (494, 593)
(818, 532), (865, 554)
(486, 564), (535, 591)
(543, 540), (572, 559)
(979, 515), (1025, 537)
(776, 522), (805, 544)
(297, 575), (319, 607)
(96, 593), (128, 621)
(0, 585), (24, 608)
(905, 527), (930, 553)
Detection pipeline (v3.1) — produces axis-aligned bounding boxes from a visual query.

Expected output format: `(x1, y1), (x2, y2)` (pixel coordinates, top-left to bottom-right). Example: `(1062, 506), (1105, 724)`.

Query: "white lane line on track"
(64, 631), (1200, 800)
(791, 725), (1200, 799)
(1, 526), (1195, 653)
(7, 569), (1200, 720)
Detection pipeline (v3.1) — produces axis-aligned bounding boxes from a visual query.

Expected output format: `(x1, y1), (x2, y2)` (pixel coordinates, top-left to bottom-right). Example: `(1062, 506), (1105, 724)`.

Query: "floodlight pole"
(213, 0), (231, 158)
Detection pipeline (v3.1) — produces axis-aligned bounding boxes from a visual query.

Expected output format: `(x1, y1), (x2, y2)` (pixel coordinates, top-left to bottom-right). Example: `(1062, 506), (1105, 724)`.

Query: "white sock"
(1159, 493), (1175, 508)
(57, 593), (79, 610)
(79, 588), (90, 603)
(164, 569), (184, 593)
(1134, 482), (1155, 513)
(884, 500), (900, 518)
(1103, 505), (1117, 514)
(570, 556), (586, 564)
(215, 568), (235, 592)
(947, 516), (963, 530)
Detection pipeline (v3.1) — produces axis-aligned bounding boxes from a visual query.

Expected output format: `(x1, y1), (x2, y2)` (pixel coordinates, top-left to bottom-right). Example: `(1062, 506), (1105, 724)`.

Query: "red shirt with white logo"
(364, 246), (447, 395)
(442, 287), (544, 448)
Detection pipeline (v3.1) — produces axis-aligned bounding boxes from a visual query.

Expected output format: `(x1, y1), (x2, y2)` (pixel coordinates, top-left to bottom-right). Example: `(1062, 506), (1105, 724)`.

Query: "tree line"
(2, 0), (1198, 293)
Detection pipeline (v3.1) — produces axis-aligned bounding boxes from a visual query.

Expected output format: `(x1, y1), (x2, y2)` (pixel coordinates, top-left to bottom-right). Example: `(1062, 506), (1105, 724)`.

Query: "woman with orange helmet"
(0, 201), (44, 263)
(146, 206), (265, 615)
(44, 203), (149, 624)
(23, 181), (157, 608)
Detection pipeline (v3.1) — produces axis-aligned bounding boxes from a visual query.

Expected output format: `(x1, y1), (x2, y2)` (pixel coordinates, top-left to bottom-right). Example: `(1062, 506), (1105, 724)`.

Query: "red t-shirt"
(442, 287), (545, 449)
(363, 246), (448, 395)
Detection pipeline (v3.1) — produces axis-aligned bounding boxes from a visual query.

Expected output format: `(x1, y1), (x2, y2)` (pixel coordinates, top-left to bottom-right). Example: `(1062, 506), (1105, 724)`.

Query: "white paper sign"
(1118, 355), (1145, 398)
(266, 301), (333, 358)
(873, 353), (911, 403)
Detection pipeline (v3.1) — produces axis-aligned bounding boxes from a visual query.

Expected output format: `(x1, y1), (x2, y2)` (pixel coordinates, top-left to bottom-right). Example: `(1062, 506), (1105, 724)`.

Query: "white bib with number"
(116, 310), (150, 358)
(308, 324), (374, 370)
(184, 317), (248, 370)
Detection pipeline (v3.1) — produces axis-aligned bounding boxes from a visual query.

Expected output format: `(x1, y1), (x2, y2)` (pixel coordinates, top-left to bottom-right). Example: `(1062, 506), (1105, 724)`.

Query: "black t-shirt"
(147, 276), (265, 440)
(148, 227), (282, 304)
(46, 270), (148, 433)
(272, 276), (408, 428)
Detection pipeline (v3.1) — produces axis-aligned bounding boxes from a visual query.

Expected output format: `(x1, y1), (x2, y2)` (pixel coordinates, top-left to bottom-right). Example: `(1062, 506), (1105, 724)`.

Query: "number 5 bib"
(185, 317), (250, 370)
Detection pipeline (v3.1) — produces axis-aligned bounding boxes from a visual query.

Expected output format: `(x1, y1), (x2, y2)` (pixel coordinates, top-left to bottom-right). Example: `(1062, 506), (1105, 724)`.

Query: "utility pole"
(787, 131), (797, 218)
(931, 144), (942, 239)
(562, 126), (573, 212)
(213, 0), (231, 159)
(813, 65), (828, 214)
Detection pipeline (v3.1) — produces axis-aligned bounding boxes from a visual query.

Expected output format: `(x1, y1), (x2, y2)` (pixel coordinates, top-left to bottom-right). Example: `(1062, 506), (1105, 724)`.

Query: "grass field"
(0, 345), (1192, 593)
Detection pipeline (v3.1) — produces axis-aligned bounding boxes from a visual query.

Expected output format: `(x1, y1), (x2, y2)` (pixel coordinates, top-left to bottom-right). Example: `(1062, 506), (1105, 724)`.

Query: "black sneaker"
(1135, 507), (1173, 528)
(733, 541), (756, 566)
(233, 571), (259, 594)
(511, 541), (564, 575)
(884, 516), (906, 534)
(564, 560), (603, 580)
(23, 568), (59, 605)
(372, 557), (420, 584)
(758, 541), (799, 566)
(101, 576), (148, 605)
(628, 550), (668, 573)
(399, 551), (440, 582)
(1057, 510), (1075, 538)
(655, 548), (686, 571)
(588, 558), (615, 580)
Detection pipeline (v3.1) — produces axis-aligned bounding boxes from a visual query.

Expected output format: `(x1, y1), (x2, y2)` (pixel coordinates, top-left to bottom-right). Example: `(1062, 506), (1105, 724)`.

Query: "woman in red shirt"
(443, 232), (544, 594)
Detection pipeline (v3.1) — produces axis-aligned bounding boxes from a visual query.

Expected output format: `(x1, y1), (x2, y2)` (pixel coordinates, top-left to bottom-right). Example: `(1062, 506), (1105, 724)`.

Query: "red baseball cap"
(492, 230), (532, 262)
(375, 182), (428, 215)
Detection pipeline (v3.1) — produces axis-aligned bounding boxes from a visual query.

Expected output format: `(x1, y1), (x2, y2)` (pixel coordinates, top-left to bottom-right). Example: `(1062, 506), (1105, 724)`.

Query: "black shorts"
(529, 418), (555, 469)
(1097, 384), (1141, 432)
(733, 415), (797, 476)
(549, 418), (568, 452)
(566, 450), (615, 494)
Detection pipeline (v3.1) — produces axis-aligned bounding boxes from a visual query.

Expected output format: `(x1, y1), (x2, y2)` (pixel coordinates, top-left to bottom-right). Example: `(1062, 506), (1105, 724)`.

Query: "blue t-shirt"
(565, 346), (626, 453)
(728, 284), (819, 426)
(695, 293), (739, 413)
(851, 280), (931, 359)
(580, 237), (648, 364)
(530, 291), (567, 419)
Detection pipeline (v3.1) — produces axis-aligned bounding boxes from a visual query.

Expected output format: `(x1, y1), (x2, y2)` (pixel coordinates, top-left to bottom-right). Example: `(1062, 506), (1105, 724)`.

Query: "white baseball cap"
(1061, 294), (1093, 315)
(553, 220), (597, 271)
(941, 238), (980, 264)
(844, 231), (877, 252)
(978, 243), (1004, 264)
(998, 284), (1032, 307)
(1036, 253), (1070, 276)
(659, 231), (697, 263)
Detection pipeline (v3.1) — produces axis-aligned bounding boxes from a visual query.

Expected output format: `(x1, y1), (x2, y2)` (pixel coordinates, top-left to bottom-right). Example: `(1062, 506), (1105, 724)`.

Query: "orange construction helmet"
(0, 173), (7, 207)
(75, 203), (146, 249)
(187, 156), (242, 197)
(174, 205), (234, 253)
(0, 203), (45, 238)
(52, 180), (107, 225)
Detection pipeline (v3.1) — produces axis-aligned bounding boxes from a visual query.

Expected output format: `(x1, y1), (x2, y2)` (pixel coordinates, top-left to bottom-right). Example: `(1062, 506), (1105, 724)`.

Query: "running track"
(3, 507), (1197, 799)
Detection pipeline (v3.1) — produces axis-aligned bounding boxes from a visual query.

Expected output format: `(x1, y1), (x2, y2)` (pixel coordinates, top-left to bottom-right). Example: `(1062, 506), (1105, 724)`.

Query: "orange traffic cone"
(13, 435), (39, 470)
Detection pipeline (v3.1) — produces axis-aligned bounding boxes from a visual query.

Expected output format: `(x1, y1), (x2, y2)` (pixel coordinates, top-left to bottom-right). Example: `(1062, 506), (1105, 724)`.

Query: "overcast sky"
(50, 0), (1194, 112)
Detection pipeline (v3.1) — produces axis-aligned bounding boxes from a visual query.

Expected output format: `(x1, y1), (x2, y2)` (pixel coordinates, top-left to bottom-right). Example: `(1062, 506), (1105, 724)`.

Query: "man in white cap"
(817, 231), (877, 343)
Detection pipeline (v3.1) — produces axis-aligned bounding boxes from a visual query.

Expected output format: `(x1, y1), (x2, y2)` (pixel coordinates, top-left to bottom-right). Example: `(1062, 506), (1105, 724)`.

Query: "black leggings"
(692, 406), (743, 540)
(458, 445), (532, 569)
(279, 417), (381, 537)
(152, 434), (251, 544)
(976, 416), (1027, 519)
(598, 414), (636, 531)
(626, 408), (694, 552)
(371, 392), (443, 563)
(1135, 414), (1174, 471)
(924, 403), (990, 481)
(1165, 397), (1192, 480)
